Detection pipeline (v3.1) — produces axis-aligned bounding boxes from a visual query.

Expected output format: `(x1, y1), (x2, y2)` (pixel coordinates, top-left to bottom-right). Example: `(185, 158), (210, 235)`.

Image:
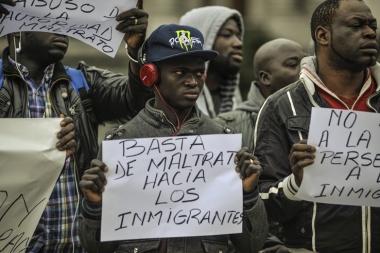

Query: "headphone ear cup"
(140, 64), (159, 87)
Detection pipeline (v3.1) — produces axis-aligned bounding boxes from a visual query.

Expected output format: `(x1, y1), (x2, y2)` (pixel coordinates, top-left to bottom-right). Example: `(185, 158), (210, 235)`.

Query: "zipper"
(49, 78), (69, 116)
(366, 90), (380, 113)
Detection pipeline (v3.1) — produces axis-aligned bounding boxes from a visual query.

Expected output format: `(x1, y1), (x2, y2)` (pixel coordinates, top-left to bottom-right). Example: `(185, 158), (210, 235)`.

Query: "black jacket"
(254, 57), (380, 253)
(0, 47), (153, 178)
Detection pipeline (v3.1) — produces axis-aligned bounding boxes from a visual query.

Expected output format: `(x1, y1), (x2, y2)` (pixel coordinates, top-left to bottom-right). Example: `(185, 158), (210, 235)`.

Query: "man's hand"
(289, 139), (316, 187)
(56, 114), (76, 159)
(79, 159), (108, 203)
(234, 147), (262, 193)
(116, 0), (148, 51)
(0, 0), (15, 18)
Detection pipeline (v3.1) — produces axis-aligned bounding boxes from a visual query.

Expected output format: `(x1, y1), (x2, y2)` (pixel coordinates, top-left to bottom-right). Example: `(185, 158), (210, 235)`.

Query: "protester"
(179, 6), (244, 118)
(0, 0), (152, 252)
(78, 23), (268, 253)
(254, 0), (380, 252)
(215, 38), (306, 151)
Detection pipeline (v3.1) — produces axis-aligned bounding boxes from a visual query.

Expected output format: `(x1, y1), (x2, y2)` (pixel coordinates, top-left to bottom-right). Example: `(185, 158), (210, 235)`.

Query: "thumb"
(82, 188), (102, 203)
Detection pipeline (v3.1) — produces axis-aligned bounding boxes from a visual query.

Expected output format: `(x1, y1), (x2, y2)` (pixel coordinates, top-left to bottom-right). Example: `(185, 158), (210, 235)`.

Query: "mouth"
(184, 90), (200, 100)
(360, 42), (379, 54)
(52, 37), (69, 50)
(230, 52), (243, 62)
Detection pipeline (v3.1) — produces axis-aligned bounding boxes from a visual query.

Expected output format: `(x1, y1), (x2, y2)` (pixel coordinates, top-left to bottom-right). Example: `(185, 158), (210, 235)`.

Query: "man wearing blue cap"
(78, 24), (268, 253)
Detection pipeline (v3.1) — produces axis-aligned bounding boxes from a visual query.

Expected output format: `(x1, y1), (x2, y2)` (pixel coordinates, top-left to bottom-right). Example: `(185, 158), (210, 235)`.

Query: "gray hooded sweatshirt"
(180, 6), (243, 118)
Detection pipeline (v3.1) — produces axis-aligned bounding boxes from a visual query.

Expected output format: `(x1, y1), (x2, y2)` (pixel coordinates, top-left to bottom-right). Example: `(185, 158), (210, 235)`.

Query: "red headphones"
(139, 63), (160, 87)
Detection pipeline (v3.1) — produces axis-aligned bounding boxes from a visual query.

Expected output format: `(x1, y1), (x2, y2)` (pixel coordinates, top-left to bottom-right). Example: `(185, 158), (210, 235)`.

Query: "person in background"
(78, 23), (268, 253)
(215, 38), (306, 151)
(180, 6), (244, 118)
(216, 38), (306, 253)
(254, 0), (380, 252)
(0, 0), (152, 252)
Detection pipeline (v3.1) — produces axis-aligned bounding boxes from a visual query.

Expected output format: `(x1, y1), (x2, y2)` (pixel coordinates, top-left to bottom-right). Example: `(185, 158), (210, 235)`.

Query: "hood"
(179, 6), (244, 54)
(179, 6), (244, 116)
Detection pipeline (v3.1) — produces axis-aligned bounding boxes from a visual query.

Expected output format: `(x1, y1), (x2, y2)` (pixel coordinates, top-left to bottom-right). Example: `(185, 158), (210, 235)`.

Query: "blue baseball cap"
(143, 24), (218, 63)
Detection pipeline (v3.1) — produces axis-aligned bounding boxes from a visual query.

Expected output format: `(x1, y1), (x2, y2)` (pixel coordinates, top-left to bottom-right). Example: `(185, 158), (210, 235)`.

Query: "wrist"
(125, 43), (139, 63)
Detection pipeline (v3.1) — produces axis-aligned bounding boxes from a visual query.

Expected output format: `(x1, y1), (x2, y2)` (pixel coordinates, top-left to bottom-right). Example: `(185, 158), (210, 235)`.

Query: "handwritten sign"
(0, 0), (136, 57)
(296, 108), (380, 207)
(0, 118), (66, 253)
(101, 134), (243, 241)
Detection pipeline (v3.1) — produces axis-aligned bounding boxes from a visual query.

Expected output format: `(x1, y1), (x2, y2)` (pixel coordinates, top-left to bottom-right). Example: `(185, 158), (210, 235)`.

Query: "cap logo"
(169, 30), (202, 51)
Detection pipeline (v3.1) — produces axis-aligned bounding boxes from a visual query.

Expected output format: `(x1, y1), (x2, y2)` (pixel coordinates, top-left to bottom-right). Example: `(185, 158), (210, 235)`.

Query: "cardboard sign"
(0, 0), (136, 57)
(0, 118), (66, 253)
(101, 134), (243, 241)
(296, 108), (380, 207)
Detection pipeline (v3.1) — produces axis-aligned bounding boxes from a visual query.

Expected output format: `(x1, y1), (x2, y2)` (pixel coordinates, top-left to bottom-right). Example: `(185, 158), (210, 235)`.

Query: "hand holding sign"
(0, 0), (140, 57)
(56, 115), (76, 159)
(235, 147), (263, 193)
(289, 139), (316, 187)
(116, 0), (148, 51)
(80, 159), (108, 203)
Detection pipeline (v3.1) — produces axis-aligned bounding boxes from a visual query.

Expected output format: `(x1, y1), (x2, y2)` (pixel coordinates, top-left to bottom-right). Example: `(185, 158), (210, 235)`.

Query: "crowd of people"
(0, 0), (379, 252)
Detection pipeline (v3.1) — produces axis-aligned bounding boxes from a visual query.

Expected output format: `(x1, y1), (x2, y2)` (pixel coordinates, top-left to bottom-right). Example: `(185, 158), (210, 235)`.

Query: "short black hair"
(310, 0), (342, 42)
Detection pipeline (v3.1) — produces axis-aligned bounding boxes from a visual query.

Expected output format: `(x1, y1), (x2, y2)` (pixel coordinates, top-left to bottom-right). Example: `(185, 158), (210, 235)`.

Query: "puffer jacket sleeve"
(253, 90), (304, 223)
(78, 61), (153, 123)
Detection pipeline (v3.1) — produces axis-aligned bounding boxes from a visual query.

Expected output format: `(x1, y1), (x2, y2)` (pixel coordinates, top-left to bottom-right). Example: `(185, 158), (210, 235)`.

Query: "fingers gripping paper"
(0, 0), (136, 57)
(101, 134), (243, 241)
(0, 118), (66, 252)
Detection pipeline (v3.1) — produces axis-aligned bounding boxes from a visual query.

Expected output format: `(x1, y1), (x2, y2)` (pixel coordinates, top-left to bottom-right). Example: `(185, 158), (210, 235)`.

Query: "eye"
(284, 60), (299, 69)
(195, 71), (204, 77)
(175, 70), (184, 75)
(218, 32), (232, 38)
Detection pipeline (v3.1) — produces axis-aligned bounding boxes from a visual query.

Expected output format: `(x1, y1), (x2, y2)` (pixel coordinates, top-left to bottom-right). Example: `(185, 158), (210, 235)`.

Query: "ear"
(315, 26), (330, 46)
(259, 70), (271, 85)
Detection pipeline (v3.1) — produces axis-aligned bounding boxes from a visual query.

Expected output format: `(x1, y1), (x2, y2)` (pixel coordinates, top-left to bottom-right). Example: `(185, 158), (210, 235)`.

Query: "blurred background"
(1, 0), (379, 99)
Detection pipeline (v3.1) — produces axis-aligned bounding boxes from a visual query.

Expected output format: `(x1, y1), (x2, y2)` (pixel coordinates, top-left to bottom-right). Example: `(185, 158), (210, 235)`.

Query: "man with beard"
(254, 0), (380, 252)
(180, 6), (243, 118)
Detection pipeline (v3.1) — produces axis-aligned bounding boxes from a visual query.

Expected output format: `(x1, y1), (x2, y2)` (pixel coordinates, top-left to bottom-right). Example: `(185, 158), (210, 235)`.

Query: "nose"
(185, 73), (198, 86)
(363, 25), (377, 39)
(232, 35), (243, 49)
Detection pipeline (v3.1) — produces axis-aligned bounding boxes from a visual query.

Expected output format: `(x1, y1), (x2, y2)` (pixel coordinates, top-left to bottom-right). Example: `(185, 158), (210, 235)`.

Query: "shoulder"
(261, 81), (305, 111)
(215, 110), (252, 126)
(199, 111), (234, 134)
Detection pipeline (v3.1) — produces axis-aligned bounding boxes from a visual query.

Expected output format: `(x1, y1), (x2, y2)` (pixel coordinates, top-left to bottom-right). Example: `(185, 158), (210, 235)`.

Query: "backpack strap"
(65, 67), (97, 124)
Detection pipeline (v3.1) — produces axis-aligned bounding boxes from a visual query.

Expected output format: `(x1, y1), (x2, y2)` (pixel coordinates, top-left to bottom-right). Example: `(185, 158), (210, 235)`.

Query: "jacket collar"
(300, 56), (380, 95)
(2, 47), (71, 85)
(144, 98), (202, 127)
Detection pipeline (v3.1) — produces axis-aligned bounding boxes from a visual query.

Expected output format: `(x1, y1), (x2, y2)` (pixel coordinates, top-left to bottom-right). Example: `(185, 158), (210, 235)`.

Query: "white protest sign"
(296, 108), (380, 207)
(0, 0), (136, 57)
(101, 134), (243, 242)
(0, 118), (66, 253)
